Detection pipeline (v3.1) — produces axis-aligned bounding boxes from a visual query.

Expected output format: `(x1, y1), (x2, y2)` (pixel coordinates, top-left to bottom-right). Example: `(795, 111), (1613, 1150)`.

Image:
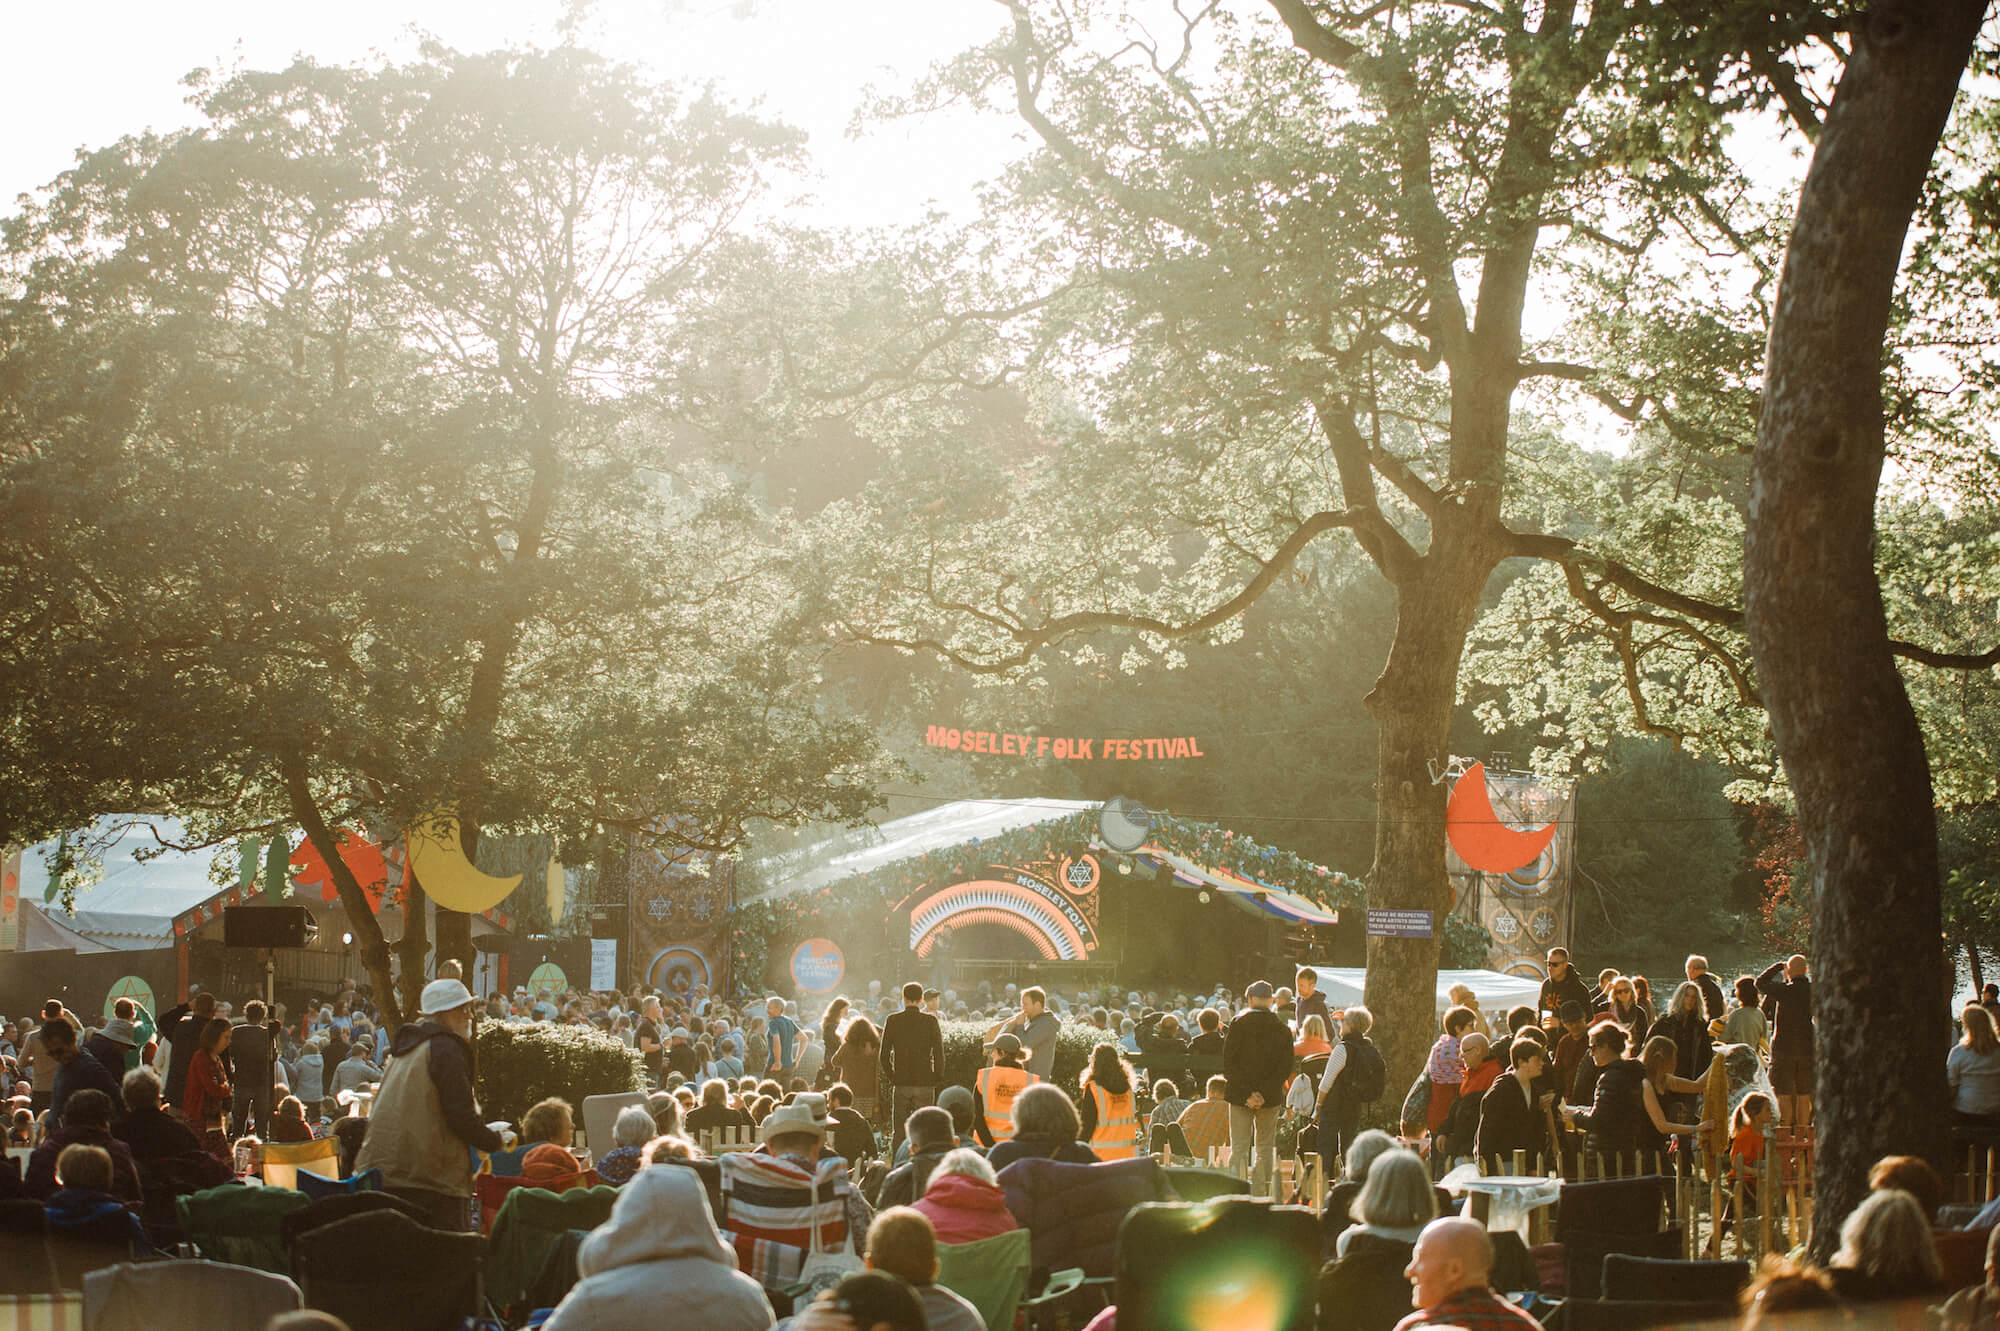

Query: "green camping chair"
(935, 1229), (1031, 1331)
(486, 1184), (621, 1318)
(176, 1185), (311, 1274)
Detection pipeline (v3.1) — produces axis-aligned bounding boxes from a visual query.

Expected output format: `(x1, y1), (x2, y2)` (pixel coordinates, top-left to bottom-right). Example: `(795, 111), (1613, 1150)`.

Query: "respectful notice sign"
(590, 938), (618, 991)
(1366, 909), (1434, 938)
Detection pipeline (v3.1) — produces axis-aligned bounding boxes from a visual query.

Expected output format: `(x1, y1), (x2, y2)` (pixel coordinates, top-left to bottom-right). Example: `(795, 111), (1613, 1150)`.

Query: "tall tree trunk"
(1744, 0), (1983, 1259)
(1363, 532), (1499, 1095)
(284, 752), (405, 1030)
(445, 419), (565, 983)
(397, 870), (431, 1026)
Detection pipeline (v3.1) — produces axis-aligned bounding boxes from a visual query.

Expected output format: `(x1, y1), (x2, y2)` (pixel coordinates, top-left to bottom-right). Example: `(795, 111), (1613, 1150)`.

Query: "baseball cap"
(1245, 980), (1275, 998)
(987, 1033), (1023, 1055)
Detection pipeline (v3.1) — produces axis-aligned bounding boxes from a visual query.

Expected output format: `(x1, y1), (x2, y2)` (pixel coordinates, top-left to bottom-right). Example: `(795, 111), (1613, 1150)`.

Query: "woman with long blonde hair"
(1951, 1004), (2000, 1132)
(1635, 1035), (1708, 1163)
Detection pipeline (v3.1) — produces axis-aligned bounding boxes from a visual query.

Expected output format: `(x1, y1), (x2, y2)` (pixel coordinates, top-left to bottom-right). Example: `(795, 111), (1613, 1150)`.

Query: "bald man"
(1756, 954), (1814, 1128)
(1394, 1218), (1543, 1331)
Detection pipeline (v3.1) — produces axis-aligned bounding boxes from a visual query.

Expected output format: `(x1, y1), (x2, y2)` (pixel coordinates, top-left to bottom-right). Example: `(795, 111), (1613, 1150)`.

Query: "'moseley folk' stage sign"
(925, 726), (1206, 760)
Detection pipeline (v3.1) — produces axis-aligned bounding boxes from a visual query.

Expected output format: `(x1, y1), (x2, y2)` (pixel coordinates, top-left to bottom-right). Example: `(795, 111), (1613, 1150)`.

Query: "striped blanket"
(718, 1151), (852, 1287)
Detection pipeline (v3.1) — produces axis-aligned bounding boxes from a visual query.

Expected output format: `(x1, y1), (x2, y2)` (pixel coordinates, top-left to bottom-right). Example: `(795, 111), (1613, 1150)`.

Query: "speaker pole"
(264, 949), (275, 1010)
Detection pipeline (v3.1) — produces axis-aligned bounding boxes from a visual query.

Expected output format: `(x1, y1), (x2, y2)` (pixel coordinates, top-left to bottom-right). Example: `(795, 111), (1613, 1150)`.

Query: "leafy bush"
(1443, 913), (1496, 969)
(475, 1020), (644, 1128)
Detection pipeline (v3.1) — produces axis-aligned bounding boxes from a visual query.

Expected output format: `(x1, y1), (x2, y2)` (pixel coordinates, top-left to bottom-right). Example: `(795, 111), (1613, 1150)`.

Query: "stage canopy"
(733, 798), (1377, 991)
(752, 798), (1097, 900)
(749, 798), (1356, 931)
(13, 817), (223, 951)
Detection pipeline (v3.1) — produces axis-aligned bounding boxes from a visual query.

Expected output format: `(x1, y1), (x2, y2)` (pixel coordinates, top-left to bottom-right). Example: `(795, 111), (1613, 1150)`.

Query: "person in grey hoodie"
(541, 1165), (775, 1331)
(293, 1040), (326, 1113)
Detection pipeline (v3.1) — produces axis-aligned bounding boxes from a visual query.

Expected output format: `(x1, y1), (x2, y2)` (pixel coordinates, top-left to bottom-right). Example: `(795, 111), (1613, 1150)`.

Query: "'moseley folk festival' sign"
(925, 726), (1206, 761)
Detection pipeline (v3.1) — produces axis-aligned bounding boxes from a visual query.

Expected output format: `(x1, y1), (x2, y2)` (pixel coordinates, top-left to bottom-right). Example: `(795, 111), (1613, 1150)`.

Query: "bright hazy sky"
(3, 0), (1019, 229)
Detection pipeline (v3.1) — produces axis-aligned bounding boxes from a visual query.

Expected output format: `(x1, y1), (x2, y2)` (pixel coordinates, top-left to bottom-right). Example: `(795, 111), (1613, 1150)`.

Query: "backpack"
(1341, 1037), (1387, 1107)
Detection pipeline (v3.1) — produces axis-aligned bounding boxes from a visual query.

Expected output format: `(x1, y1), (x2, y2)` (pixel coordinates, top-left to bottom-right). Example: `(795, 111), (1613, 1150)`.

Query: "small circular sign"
(790, 939), (846, 994)
(1061, 855), (1101, 896)
(527, 962), (568, 999)
(646, 947), (712, 995)
(104, 976), (156, 1020)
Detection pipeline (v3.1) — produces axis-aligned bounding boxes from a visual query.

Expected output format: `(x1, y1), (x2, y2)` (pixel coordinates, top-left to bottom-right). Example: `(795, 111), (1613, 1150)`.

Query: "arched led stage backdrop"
(902, 849), (1103, 969)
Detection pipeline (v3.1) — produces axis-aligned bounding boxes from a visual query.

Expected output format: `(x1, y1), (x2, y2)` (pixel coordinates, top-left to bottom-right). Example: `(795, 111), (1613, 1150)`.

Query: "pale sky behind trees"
(3, 0), (1014, 228)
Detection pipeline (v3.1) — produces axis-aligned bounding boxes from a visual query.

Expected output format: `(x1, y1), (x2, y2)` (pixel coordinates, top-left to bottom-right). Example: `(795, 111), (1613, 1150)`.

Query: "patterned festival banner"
(0, 845), (20, 952)
(610, 841), (735, 997)
(1446, 771), (1577, 980)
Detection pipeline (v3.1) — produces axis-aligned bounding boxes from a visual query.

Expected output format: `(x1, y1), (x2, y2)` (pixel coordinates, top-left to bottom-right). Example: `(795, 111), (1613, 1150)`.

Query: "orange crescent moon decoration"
(1446, 762), (1559, 873)
(290, 828), (390, 913)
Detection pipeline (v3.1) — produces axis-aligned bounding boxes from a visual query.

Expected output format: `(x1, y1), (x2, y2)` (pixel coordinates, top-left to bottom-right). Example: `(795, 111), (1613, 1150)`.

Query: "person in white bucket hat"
(353, 977), (504, 1231)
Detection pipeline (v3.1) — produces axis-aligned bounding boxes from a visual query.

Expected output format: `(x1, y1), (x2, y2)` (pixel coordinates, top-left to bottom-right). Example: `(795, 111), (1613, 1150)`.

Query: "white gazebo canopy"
(1304, 966), (1543, 1024)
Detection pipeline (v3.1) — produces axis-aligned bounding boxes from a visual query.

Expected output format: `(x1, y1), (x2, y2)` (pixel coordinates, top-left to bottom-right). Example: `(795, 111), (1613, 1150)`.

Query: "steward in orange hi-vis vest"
(1087, 1081), (1140, 1159)
(975, 1034), (1040, 1145)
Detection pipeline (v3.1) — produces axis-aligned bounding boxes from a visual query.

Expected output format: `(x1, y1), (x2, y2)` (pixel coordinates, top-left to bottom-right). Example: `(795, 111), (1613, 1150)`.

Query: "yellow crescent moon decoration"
(546, 857), (565, 924)
(405, 813), (521, 914)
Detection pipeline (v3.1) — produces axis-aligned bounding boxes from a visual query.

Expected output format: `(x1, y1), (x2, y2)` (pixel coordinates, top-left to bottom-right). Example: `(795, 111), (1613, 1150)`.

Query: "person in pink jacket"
(912, 1148), (1019, 1246)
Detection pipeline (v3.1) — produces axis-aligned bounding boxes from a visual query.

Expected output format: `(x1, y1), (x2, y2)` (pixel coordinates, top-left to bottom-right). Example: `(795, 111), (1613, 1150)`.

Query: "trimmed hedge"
(475, 1020), (644, 1128)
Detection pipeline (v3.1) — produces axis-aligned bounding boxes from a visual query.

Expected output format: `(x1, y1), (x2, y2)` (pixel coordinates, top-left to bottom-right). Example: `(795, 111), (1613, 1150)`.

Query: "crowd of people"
(8, 944), (2000, 1331)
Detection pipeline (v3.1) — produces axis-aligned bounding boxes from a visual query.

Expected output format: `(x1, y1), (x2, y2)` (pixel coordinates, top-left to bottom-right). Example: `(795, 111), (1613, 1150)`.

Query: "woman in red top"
(183, 1016), (233, 1159)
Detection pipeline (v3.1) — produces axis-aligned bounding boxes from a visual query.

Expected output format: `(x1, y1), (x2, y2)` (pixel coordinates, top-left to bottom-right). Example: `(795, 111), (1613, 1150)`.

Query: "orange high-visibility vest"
(977, 1064), (1037, 1141)
(1088, 1082), (1140, 1160)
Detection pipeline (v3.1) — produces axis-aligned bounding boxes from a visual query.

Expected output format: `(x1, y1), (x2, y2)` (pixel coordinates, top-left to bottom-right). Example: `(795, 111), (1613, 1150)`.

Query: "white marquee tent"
(1304, 966), (1543, 1024)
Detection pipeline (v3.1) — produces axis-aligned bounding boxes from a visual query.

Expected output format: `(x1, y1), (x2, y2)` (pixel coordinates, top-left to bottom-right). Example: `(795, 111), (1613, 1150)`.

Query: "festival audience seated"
(594, 1105), (658, 1185)
(1174, 1075), (1233, 1165)
(1318, 1148), (1439, 1331)
(988, 1082), (1100, 1169)
(826, 1083), (877, 1162)
(1739, 1256), (1847, 1331)
(1941, 1225), (2000, 1330)
(1826, 1188), (1946, 1307)
(1393, 1217), (1538, 1331)
(25, 1088), (142, 1204)
(521, 1096), (576, 1150)
(44, 1142), (150, 1257)
(269, 1095), (316, 1143)
(913, 1147), (1018, 1245)
(879, 1106), (959, 1209)
(859, 1207), (985, 1331)
(520, 1141), (584, 1184)
(110, 1068), (203, 1164)
(540, 1162), (774, 1331)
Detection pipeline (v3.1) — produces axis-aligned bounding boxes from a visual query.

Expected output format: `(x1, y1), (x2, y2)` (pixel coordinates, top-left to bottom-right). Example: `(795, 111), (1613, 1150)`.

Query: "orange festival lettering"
(924, 726), (1206, 760)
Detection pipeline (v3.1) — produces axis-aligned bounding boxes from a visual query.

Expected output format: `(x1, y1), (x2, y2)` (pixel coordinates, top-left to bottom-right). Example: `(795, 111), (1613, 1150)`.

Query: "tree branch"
(1313, 395), (1421, 580)
(1512, 529), (2000, 671)
(849, 507), (1360, 672)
